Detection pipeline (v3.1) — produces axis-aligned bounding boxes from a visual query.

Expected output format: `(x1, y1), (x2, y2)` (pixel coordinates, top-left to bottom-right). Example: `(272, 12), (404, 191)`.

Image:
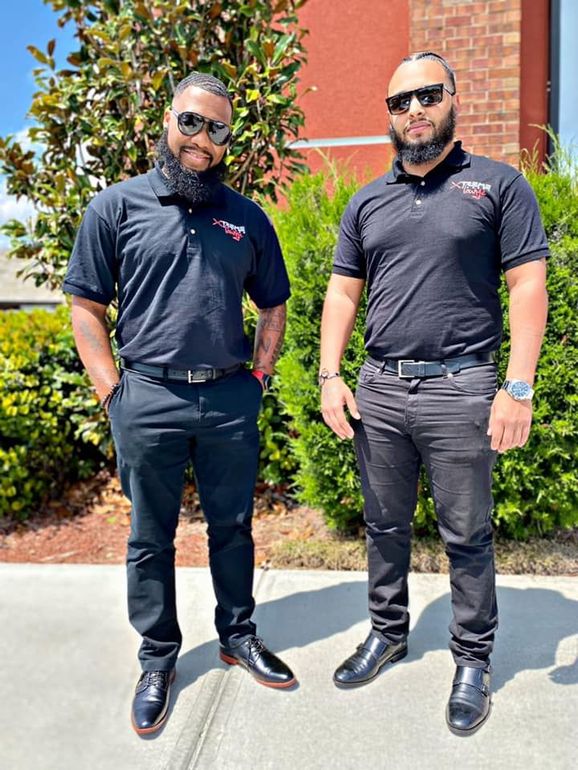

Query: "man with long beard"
(63, 72), (296, 735)
(319, 52), (548, 735)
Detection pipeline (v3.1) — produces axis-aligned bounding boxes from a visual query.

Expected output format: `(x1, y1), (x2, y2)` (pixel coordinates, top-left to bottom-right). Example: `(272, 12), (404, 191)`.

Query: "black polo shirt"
(63, 166), (290, 368)
(333, 141), (549, 360)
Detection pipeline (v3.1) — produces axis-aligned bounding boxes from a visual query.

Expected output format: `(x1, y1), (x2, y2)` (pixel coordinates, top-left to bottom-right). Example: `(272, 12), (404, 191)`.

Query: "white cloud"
(0, 178), (36, 250)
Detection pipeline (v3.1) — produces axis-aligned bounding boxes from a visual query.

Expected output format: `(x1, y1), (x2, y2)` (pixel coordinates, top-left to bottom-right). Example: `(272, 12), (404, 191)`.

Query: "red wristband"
(251, 370), (272, 391)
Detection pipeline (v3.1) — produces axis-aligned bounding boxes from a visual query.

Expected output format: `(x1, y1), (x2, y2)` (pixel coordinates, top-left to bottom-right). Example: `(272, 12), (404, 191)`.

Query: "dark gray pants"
(354, 360), (499, 669)
(109, 367), (263, 672)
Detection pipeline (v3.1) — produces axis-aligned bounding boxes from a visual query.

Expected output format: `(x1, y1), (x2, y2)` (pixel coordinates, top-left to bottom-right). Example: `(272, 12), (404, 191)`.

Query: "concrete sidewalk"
(1, 564), (576, 770)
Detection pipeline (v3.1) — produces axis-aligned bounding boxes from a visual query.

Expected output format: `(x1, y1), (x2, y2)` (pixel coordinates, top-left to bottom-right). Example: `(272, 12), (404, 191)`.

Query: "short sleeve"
(244, 211), (291, 308)
(332, 199), (366, 279)
(62, 204), (117, 304)
(498, 174), (549, 271)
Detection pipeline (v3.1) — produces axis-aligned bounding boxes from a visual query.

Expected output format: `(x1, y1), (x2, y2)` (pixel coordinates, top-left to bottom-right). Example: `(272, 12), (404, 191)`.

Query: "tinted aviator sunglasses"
(385, 83), (455, 115)
(171, 108), (232, 145)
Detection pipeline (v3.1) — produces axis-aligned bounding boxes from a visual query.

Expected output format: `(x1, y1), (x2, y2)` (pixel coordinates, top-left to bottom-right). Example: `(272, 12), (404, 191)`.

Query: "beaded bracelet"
(100, 382), (120, 412)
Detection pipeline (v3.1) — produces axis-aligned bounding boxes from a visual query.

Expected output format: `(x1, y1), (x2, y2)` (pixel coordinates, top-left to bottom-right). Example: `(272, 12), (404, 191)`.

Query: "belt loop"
(440, 362), (448, 378)
(380, 359), (387, 374)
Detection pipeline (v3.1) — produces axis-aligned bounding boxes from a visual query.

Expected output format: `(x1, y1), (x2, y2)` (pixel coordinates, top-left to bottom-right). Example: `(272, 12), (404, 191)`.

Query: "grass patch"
(269, 530), (577, 576)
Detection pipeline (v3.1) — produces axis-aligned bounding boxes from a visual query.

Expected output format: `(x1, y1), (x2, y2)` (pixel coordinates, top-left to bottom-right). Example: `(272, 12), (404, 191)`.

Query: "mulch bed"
(0, 471), (576, 576)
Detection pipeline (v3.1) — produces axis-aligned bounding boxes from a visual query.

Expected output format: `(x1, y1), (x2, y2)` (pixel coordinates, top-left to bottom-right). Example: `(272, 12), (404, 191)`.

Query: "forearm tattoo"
(253, 304), (287, 373)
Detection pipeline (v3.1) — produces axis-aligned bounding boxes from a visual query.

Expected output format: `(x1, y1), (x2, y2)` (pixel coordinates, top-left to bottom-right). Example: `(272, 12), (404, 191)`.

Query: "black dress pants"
(109, 367), (263, 672)
(354, 361), (499, 669)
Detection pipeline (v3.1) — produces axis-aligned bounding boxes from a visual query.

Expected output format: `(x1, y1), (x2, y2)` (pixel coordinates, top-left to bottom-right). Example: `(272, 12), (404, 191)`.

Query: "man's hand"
(487, 389), (533, 453)
(321, 377), (360, 440)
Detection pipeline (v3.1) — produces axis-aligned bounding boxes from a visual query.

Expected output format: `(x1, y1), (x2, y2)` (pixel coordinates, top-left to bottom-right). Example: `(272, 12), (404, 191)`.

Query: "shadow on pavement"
(172, 580), (577, 703)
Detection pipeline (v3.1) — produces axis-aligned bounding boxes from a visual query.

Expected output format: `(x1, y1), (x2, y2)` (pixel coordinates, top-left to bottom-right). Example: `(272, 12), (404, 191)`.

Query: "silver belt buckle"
(397, 359), (415, 379)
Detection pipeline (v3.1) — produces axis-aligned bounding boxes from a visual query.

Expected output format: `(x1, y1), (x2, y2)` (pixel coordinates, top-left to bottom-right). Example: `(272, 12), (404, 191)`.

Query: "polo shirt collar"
(385, 140), (471, 184)
(148, 163), (226, 206)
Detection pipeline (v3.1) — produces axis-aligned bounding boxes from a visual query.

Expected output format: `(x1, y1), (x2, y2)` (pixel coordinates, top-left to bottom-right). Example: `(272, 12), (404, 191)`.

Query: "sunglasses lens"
(417, 86), (444, 106)
(208, 122), (231, 146)
(387, 95), (409, 115)
(177, 112), (204, 136)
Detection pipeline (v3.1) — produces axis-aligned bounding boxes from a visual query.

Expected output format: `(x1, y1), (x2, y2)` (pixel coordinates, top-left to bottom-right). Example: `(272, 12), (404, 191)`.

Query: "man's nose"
(408, 94), (425, 117)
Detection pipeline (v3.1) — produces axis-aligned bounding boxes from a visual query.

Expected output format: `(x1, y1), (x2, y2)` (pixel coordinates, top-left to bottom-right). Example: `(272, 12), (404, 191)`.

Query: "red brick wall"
(295, 0), (409, 178)
(409, 0), (522, 166)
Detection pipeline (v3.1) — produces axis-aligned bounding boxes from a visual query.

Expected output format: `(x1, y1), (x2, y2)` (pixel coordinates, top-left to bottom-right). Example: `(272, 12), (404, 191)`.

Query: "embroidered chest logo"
(451, 181), (492, 200)
(212, 218), (246, 241)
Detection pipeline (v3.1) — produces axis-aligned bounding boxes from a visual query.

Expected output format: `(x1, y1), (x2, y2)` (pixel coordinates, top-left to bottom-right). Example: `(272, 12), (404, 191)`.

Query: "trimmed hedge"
(270, 161), (578, 538)
(0, 306), (110, 518)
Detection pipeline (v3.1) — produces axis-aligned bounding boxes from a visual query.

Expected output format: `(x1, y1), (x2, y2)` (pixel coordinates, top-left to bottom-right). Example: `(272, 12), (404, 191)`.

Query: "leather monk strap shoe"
(446, 665), (491, 735)
(333, 631), (408, 688)
(131, 669), (176, 735)
(219, 635), (297, 689)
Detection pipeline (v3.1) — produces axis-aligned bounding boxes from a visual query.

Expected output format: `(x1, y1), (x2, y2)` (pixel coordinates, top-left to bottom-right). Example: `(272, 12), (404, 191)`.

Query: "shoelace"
(141, 671), (169, 688)
(248, 636), (267, 656)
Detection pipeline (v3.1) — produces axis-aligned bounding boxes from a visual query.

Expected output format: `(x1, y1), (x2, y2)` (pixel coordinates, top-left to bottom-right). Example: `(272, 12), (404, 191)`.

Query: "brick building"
(294, 0), (573, 178)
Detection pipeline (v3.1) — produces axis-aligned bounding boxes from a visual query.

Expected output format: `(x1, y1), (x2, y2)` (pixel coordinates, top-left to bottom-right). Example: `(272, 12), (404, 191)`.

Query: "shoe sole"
(219, 651), (297, 689)
(333, 647), (408, 689)
(131, 669), (176, 736)
(446, 701), (492, 737)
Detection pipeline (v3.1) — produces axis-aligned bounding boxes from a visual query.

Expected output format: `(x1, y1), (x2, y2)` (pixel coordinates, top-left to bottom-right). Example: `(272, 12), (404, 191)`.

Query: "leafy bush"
(270, 171), (367, 529)
(0, 303), (294, 519)
(0, 306), (110, 519)
(271, 159), (578, 538)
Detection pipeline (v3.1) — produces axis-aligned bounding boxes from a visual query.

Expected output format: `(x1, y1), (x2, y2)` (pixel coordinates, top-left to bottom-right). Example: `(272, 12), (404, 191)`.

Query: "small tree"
(0, 0), (308, 289)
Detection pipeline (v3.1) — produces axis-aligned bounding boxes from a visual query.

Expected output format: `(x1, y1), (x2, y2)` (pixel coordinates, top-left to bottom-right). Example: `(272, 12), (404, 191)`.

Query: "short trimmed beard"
(389, 105), (456, 166)
(155, 128), (227, 204)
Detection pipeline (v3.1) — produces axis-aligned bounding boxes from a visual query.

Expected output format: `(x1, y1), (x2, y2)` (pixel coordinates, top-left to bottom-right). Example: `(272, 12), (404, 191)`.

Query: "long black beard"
(390, 105), (456, 166)
(155, 128), (227, 204)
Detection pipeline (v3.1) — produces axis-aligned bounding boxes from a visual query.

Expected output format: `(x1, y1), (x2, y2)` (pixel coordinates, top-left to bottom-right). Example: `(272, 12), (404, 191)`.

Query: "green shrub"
(0, 306), (110, 519)
(0, 303), (294, 519)
(271, 160), (578, 538)
(270, 171), (367, 529)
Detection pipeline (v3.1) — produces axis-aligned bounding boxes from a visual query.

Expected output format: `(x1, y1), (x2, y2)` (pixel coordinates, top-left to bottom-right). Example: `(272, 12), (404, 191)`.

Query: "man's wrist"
(500, 379), (535, 402)
(251, 369), (272, 392)
(318, 368), (341, 388)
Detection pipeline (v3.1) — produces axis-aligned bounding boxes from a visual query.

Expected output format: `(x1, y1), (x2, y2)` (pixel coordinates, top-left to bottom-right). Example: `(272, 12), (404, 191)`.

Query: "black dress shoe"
(446, 665), (491, 735)
(131, 669), (176, 735)
(333, 631), (408, 688)
(220, 635), (297, 688)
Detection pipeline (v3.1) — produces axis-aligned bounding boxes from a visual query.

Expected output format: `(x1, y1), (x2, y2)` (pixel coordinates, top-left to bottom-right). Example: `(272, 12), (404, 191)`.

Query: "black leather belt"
(121, 359), (241, 383)
(367, 352), (496, 379)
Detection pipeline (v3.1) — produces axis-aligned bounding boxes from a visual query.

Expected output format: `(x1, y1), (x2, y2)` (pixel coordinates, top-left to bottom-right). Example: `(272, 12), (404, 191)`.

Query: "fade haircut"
(400, 51), (456, 92)
(173, 71), (233, 108)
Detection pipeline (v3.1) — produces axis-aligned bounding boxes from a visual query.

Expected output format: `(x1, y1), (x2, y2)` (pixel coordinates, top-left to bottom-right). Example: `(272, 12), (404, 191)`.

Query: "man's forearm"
(320, 287), (362, 372)
(506, 279), (548, 385)
(71, 298), (119, 400)
(253, 303), (287, 375)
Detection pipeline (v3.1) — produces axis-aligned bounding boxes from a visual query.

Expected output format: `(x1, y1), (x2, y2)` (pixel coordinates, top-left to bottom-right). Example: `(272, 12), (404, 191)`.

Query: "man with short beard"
(63, 72), (296, 735)
(319, 52), (548, 735)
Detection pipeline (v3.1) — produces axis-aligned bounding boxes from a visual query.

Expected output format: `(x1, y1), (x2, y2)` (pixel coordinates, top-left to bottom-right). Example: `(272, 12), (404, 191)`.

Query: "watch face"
(510, 381), (531, 399)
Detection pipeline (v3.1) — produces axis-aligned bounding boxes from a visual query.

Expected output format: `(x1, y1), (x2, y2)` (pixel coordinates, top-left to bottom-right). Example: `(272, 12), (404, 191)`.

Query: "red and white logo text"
(451, 181), (492, 200)
(212, 218), (246, 241)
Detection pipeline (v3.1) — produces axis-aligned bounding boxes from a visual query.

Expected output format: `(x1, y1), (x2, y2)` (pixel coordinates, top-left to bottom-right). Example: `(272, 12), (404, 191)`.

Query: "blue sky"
(0, 0), (75, 246)
(0, 0), (75, 137)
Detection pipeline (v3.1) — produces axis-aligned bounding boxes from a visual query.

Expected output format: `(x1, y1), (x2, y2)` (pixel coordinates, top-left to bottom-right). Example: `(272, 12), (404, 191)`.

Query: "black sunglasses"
(171, 108), (232, 145)
(385, 83), (455, 115)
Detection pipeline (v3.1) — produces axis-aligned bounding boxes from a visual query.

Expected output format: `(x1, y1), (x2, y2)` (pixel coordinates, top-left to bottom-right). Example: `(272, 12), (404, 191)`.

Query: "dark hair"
(173, 71), (233, 108)
(400, 51), (456, 92)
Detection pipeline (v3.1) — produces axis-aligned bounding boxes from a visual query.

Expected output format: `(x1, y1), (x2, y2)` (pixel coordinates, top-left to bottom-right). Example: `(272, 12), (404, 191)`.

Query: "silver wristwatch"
(501, 379), (534, 401)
